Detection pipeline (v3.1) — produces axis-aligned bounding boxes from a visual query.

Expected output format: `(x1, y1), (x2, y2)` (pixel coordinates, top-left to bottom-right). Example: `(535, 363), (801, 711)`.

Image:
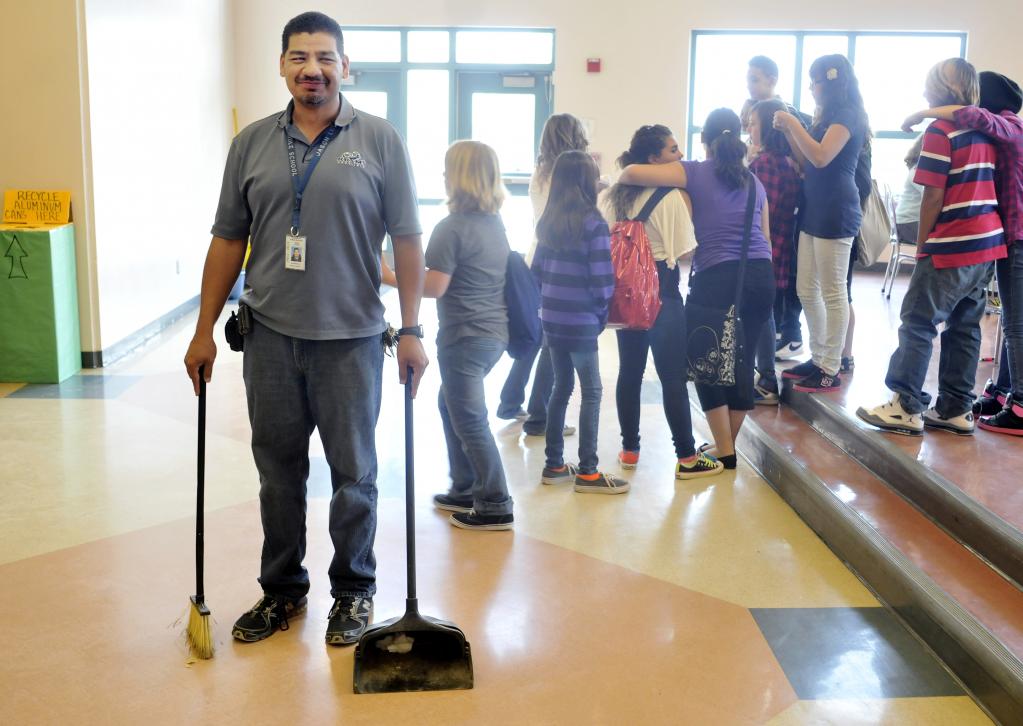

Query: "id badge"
(285, 234), (307, 271)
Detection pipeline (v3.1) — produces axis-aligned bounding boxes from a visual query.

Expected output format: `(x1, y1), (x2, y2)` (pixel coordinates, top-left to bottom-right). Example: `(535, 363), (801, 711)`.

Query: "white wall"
(230, 1), (1023, 178)
(0, 0), (100, 352)
(84, 0), (234, 351)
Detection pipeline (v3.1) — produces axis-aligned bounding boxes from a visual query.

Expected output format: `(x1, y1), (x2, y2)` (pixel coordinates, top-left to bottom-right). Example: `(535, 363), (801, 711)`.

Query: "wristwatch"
(397, 325), (424, 339)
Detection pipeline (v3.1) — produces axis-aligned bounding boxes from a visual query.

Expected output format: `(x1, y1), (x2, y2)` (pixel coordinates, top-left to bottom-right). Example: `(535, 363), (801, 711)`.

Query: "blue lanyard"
(285, 125), (340, 234)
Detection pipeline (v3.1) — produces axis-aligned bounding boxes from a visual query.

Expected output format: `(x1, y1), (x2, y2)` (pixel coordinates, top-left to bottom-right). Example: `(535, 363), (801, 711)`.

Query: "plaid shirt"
(751, 151), (802, 289)
(954, 107), (1023, 244)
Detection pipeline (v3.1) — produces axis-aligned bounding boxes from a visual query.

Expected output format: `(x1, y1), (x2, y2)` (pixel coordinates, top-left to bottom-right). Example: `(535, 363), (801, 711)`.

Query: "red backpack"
(607, 187), (673, 330)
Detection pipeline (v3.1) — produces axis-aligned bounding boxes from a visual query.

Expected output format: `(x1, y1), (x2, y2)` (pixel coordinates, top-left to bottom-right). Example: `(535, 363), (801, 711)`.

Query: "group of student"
(403, 52), (1023, 532)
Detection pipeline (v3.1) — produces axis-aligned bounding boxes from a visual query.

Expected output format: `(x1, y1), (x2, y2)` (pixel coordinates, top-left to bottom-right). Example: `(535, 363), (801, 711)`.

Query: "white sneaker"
(923, 408), (975, 435)
(775, 341), (804, 361)
(856, 395), (924, 436)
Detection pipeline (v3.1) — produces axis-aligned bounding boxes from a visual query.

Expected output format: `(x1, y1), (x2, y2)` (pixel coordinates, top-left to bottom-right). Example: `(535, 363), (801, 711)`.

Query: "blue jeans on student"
(885, 256), (994, 416)
(497, 343), (539, 418)
(996, 242), (1023, 400)
(615, 294), (697, 459)
(522, 343), (555, 435)
(755, 310), (778, 386)
(243, 320), (382, 600)
(546, 346), (601, 474)
(438, 337), (513, 516)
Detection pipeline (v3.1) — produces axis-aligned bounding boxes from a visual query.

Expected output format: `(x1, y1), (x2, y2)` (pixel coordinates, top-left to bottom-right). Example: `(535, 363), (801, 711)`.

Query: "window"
(342, 27), (555, 250)
(688, 31), (967, 192)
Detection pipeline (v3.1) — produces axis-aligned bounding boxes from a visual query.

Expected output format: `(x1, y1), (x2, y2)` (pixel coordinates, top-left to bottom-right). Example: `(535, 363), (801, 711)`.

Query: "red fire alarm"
(587, 58), (601, 73)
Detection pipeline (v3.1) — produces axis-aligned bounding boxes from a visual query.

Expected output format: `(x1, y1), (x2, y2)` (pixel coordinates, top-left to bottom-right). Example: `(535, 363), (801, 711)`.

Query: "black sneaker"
(792, 369), (842, 393)
(232, 594), (307, 642)
(841, 356), (855, 373)
(973, 395), (1005, 417)
(433, 492), (474, 513)
(326, 595), (373, 646)
(450, 509), (515, 530)
(782, 360), (820, 380)
(979, 399), (1023, 437)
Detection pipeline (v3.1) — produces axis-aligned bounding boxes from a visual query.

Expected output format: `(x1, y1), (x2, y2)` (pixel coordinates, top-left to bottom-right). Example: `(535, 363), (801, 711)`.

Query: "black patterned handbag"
(686, 179), (757, 386)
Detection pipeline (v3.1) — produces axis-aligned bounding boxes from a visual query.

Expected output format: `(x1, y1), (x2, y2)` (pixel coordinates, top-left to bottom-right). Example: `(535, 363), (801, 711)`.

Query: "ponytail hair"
(701, 108), (749, 190)
(608, 124), (674, 220)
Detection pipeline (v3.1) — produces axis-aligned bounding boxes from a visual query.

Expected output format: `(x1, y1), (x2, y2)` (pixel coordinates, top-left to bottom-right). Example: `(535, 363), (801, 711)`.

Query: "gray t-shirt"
(424, 212), (509, 347)
(212, 96), (420, 340)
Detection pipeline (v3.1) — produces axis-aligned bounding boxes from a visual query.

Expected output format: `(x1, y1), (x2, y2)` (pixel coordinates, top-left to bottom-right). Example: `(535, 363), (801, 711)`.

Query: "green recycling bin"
(0, 224), (81, 383)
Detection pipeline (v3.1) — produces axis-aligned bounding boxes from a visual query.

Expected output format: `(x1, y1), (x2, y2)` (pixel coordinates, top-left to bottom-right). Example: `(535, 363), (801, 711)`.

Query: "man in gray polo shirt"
(183, 11), (428, 647)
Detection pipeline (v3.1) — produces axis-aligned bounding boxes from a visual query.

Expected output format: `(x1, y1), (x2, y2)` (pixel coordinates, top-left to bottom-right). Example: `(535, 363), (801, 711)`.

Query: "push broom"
(187, 366), (214, 659)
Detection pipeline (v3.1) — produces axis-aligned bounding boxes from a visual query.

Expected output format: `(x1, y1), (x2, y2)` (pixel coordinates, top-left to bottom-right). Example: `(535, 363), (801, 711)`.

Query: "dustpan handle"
(405, 366), (418, 608)
(196, 365), (206, 602)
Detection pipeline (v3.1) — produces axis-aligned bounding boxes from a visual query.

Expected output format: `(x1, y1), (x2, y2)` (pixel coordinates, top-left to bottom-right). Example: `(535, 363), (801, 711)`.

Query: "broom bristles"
(187, 597), (214, 659)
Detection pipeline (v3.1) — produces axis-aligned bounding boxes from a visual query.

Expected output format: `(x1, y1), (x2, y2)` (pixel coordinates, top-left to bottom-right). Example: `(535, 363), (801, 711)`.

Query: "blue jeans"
(996, 242), (1023, 400)
(497, 343), (540, 417)
(522, 343), (555, 434)
(615, 295), (696, 459)
(546, 347), (601, 474)
(438, 337), (513, 516)
(885, 256), (994, 416)
(243, 320), (382, 600)
(755, 310), (778, 386)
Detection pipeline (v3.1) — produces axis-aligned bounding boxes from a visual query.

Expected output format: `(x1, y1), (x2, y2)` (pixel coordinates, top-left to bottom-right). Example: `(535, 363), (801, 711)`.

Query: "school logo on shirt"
(337, 151), (367, 168)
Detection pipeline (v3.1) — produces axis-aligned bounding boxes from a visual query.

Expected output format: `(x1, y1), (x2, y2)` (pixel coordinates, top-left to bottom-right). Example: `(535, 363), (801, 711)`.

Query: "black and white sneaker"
(793, 369), (841, 393)
(326, 595), (373, 646)
(432, 493), (474, 513)
(979, 399), (1023, 437)
(232, 594), (307, 642)
(781, 360), (819, 380)
(450, 509), (515, 530)
(775, 340), (804, 361)
(923, 408), (975, 435)
(856, 395), (923, 436)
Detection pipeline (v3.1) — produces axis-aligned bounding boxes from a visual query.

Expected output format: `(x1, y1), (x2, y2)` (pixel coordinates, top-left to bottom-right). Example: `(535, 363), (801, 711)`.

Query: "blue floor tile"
(9, 375), (142, 399)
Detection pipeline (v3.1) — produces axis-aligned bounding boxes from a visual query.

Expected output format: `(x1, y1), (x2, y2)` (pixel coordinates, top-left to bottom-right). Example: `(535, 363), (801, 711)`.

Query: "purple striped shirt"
(530, 212), (614, 352)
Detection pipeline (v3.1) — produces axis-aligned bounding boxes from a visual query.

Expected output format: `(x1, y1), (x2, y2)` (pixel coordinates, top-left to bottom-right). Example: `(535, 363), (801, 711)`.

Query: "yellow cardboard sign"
(3, 190), (72, 226)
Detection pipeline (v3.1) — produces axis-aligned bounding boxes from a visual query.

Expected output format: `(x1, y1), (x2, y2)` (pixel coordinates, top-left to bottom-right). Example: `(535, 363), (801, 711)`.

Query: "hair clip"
(826, 68), (839, 81)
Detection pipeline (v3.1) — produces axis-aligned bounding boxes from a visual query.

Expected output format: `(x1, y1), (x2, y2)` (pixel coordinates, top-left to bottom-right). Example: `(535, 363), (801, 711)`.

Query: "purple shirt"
(954, 106), (1023, 244)
(680, 160), (772, 272)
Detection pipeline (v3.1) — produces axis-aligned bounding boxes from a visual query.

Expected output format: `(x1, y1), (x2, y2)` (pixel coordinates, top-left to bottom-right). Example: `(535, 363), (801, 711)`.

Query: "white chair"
(881, 187), (917, 299)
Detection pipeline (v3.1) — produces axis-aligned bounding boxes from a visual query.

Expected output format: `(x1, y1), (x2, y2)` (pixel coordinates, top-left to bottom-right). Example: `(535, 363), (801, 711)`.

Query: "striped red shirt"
(914, 120), (1006, 268)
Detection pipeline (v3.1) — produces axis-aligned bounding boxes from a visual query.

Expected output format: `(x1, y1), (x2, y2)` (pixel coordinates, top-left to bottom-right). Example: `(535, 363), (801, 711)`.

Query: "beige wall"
(231, 2), (1023, 178)
(84, 0), (234, 350)
(0, 0), (100, 351)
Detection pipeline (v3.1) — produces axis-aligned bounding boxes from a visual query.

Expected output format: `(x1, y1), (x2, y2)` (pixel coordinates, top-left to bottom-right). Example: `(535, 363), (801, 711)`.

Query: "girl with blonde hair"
(424, 140), (515, 530)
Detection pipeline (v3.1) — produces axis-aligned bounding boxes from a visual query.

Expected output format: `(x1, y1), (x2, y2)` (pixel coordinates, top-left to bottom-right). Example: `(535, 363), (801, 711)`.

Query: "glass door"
(456, 71), (551, 253)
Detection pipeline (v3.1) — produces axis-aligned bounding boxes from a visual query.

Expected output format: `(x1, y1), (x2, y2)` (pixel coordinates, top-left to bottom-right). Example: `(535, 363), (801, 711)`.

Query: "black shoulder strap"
(633, 187), (674, 223)
(732, 176), (758, 311)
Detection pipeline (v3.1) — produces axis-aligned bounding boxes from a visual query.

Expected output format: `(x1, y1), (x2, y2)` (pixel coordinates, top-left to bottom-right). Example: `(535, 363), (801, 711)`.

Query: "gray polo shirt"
(424, 212), (509, 347)
(212, 96), (420, 339)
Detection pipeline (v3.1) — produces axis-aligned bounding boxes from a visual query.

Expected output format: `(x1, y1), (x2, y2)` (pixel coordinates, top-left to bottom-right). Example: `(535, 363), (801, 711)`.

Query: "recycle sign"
(5, 234), (28, 279)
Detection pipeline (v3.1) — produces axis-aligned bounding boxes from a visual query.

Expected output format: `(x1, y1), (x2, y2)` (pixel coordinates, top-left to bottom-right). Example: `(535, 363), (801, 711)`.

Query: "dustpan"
(353, 368), (474, 694)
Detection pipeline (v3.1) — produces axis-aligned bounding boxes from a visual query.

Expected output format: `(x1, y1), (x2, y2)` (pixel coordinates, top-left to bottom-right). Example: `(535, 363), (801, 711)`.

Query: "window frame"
(686, 30), (968, 158)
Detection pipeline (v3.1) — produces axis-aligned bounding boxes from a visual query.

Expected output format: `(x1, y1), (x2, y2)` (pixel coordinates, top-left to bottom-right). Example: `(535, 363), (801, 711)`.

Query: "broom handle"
(196, 366), (206, 602)
(405, 366), (417, 605)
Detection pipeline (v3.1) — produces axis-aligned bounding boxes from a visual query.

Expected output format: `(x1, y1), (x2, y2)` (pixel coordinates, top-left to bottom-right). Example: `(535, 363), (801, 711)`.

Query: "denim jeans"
(497, 344), (540, 418)
(797, 233), (853, 376)
(438, 337), (513, 516)
(776, 284), (803, 344)
(885, 256), (994, 416)
(546, 347), (601, 474)
(615, 295), (697, 459)
(243, 320), (382, 600)
(996, 242), (1023, 400)
(755, 310), (778, 386)
(522, 343), (554, 434)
